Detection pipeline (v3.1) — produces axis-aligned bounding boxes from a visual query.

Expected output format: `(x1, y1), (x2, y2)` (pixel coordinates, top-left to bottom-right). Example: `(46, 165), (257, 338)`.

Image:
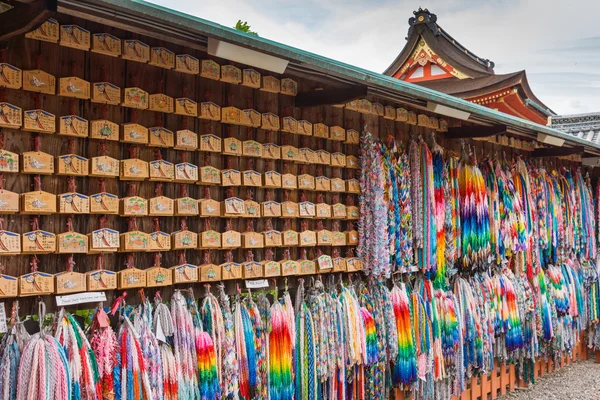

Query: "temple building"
(384, 8), (554, 125)
(551, 113), (600, 145)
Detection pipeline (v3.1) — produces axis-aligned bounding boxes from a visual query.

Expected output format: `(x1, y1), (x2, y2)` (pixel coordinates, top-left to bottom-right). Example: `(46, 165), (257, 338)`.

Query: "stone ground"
(504, 359), (600, 399)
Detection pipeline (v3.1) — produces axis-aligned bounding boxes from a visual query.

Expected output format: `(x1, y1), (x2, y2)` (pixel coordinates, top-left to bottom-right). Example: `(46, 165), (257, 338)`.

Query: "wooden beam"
(530, 145), (584, 158)
(445, 124), (507, 139)
(0, 0), (56, 43)
(295, 86), (367, 108)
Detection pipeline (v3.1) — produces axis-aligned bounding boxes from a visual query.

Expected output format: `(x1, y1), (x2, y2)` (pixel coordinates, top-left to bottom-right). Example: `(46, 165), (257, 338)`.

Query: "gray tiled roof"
(550, 113), (600, 144)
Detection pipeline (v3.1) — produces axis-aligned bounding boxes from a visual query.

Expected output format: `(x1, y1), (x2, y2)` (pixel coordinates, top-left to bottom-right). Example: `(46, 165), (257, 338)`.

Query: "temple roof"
(551, 112), (600, 144)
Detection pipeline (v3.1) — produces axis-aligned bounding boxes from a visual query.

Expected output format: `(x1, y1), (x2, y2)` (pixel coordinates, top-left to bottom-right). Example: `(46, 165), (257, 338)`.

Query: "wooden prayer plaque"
(283, 230), (299, 246)
(0, 230), (20, 254)
(149, 160), (175, 181)
(298, 259), (316, 275)
(0, 275), (18, 298)
(222, 107), (241, 125)
(23, 110), (55, 133)
(281, 260), (298, 276)
(331, 152), (346, 167)
(90, 192), (119, 214)
(429, 117), (439, 130)
(298, 174), (315, 191)
(123, 87), (149, 109)
(0, 103), (21, 129)
(87, 270), (117, 292)
(25, 18), (59, 43)
(92, 82), (121, 105)
(242, 68), (261, 88)
(122, 123), (148, 144)
(346, 257), (363, 272)
(439, 119), (448, 132)
(90, 156), (119, 178)
(243, 232), (264, 249)
(58, 192), (90, 214)
(299, 201), (316, 218)
(332, 203), (347, 219)
(222, 230), (242, 249)
(90, 119), (119, 141)
(346, 230), (359, 245)
(122, 40), (150, 62)
(59, 115), (89, 137)
(150, 47), (175, 69)
(120, 231), (150, 252)
(149, 127), (174, 148)
(264, 230), (282, 247)
(314, 123), (329, 139)
(298, 148), (316, 164)
(200, 230), (221, 249)
(199, 102), (221, 121)
(25, 70), (55, 95)
(396, 108), (408, 122)
(57, 231), (88, 254)
(332, 232), (346, 246)
(298, 120), (313, 136)
(384, 106), (396, 120)
(55, 272), (86, 295)
(331, 178), (345, 192)
(408, 111), (417, 125)
(345, 100), (358, 111)
(280, 173), (297, 190)
(316, 150), (331, 165)
(89, 228), (119, 252)
(221, 262), (242, 281)
(172, 264), (199, 284)
(316, 203), (332, 219)
(200, 134), (222, 153)
(243, 261), (262, 279)
(22, 230), (56, 254)
(372, 102), (384, 117)
(264, 171), (282, 188)
(316, 255), (334, 272)
(148, 231), (171, 252)
(92, 33), (121, 56)
(22, 191), (56, 214)
(261, 113), (280, 131)
(199, 166), (221, 185)
(146, 266), (172, 288)
(261, 76), (280, 93)
(257, 261), (278, 279)
(120, 196), (148, 216)
(200, 60), (221, 80)
(242, 140), (262, 157)
(345, 129), (360, 145)
(121, 158), (149, 181)
(315, 176), (331, 192)
(346, 155), (358, 169)
(174, 162), (199, 183)
(281, 146), (299, 162)
(19, 272), (54, 296)
(357, 99), (372, 114)
(347, 206), (359, 220)
(418, 114), (430, 127)
(118, 268), (147, 289)
(199, 264), (221, 282)
(199, 199), (220, 217)
(347, 179), (360, 193)
(329, 126), (345, 141)
(262, 143), (281, 160)
(281, 78), (298, 96)
(174, 197), (199, 216)
(281, 201), (299, 218)
(223, 197), (245, 217)
(223, 137), (242, 156)
(243, 170), (261, 187)
(282, 117), (298, 134)
(221, 65), (242, 84)
(0, 150), (17, 173)
(0, 190), (19, 214)
(262, 201), (282, 218)
(0, 63), (21, 89)
(171, 230), (198, 250)
(149, 93), (174, 113)
(221, 169), (242, 186)
(175, 54), (200, 74)
(175, 98), (198, 117)
(149, 196), (174, 216)
(317, 230), (333, 246)
(175, 129), (198, 150)
(333, 257), (347, 272)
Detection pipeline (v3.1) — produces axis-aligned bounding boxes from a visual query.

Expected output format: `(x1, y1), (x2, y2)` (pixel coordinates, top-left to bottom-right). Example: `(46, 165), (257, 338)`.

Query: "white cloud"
(148, 0), (600, 115)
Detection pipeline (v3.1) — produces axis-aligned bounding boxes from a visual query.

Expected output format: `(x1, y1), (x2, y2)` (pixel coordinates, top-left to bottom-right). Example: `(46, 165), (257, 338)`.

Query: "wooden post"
(499, 363), (509, 395)
(470, 375), (480, 400)
(508, 364), (516, 392)
(595, 350), (600, 363)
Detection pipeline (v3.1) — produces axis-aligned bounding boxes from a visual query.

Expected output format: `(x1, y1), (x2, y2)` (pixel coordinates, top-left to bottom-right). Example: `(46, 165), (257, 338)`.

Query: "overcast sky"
(149, 0), (600, 116)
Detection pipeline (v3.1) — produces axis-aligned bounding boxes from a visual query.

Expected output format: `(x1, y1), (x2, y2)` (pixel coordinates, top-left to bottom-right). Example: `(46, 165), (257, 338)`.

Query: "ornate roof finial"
(408, 7), (439, 37)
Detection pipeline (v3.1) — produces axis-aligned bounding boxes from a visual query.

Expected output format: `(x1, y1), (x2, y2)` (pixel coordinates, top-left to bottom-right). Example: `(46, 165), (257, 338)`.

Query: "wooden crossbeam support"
(445, 124), (507, 139)
(294, 85), (367, 108)
(0, 0), (56, 43)
(530, 145), (584, 158)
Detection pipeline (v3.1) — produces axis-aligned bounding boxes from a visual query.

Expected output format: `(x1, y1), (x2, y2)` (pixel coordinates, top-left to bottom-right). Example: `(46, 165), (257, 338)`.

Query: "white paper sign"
(56, 291), (107, 307)
(155, 318), (167, 343)
(245, 279), (269, 289)
(0, 303), (7, 333)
